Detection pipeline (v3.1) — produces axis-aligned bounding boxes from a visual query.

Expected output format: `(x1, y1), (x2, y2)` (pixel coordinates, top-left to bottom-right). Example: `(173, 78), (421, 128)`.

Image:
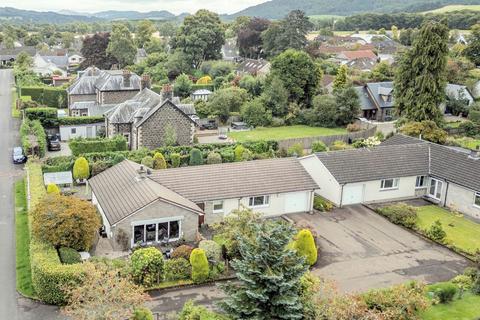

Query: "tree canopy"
(107, 23), (137, 67)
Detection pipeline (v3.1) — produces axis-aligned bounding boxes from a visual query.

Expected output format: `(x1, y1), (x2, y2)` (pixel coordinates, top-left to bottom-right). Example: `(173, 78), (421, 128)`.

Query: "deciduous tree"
(107, 23), (137, 67)
(80, 33), (117, 69)
(136, 20), (156, 48)
(464, 24), (480, 66)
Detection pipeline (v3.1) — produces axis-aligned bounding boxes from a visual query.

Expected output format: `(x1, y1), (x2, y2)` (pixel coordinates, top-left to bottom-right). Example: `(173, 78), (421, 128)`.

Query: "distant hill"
(423, 4), (480, 13)
(0, 7), (101, 24)
(92, 10), (176, 20)
(229, 0), (480, 19)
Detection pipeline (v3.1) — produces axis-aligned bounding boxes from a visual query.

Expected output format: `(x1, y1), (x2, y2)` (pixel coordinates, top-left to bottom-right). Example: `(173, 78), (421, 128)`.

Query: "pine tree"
(219, 220), (308, 320)
(394, 21), (449, 125)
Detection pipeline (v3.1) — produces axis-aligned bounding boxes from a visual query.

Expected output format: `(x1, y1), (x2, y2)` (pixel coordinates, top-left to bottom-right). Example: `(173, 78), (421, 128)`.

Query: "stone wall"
(138, 102), (194, 149)
(100, 90), (139, 105)
(68, 94), (96, 109)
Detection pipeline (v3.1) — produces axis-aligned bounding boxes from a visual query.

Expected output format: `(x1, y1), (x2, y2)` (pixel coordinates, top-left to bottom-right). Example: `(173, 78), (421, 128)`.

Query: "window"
(428, 178), (443, 200)
(213, 200), (224, 213)
(249, 195), (270, 207)
(123, 133), (130, 144)
(380, 178), (399, 190)
(416, 176), (427, 188)
(71, 128), (76, 134)
(132, 219), (181, 246)
(474, 192), (480, 208)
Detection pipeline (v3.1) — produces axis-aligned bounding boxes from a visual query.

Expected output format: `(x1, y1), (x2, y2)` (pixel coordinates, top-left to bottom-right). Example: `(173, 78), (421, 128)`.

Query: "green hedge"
(69, 136), (128, 156)
(27, 161), (86, 305)
(25, 107), (58, 128)
(20, 119), (47, 157)
(20, 86), (67, 109)
(58, 116), (104, 126)
(151, 83), (214, 94)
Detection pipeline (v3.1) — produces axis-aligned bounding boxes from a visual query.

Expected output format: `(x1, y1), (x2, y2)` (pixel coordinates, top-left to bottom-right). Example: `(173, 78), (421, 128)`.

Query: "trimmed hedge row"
(27, 161), (86, 305)
(20, 86), (67, 109)
(58, 116), (104, 126)
(20, 119), (47, 157)
(25, 107), (58, 128)
(69, 136), (128, 156)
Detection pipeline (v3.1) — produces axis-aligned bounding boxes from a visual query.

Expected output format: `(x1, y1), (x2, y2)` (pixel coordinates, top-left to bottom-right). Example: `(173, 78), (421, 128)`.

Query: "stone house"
(88, 158), (318, 250)
(67, 67), (141, 116)
(104, 85), (197, 150)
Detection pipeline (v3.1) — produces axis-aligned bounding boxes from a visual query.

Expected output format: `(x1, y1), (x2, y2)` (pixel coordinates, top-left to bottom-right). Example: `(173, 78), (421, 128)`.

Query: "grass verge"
(228, 125), (347, 142)
(15, 179), (35, 298)
(11, 88), (20, 118)
(421, 292), (480, 320)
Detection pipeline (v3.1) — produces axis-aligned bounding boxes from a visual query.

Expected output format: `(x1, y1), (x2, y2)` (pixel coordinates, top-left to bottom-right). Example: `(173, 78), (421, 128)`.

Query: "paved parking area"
(287, 205), (471, 293)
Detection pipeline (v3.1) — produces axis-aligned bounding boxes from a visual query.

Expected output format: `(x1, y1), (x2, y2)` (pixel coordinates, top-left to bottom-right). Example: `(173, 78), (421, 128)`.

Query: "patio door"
(428, 178), (443, 200)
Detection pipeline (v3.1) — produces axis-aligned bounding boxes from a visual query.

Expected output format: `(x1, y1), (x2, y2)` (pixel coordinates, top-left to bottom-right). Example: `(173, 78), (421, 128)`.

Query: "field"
(416, 205), (480, 255)
(228, 125), (347, 142)
(424, 5), (480, 13)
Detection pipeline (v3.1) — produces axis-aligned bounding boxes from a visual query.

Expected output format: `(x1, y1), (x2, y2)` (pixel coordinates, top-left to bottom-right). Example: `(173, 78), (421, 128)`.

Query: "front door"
(86, 126), (93, 138)
(429, 178), (443, 200)
(197, 202), (205, 226)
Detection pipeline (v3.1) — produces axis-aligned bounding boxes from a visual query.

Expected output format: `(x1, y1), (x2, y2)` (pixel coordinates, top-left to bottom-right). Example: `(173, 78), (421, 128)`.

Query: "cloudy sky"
(2, 0), (269, 14)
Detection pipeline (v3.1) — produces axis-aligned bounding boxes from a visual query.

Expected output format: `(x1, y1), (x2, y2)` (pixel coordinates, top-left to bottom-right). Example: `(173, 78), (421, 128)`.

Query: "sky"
(2, 0), (270, 15)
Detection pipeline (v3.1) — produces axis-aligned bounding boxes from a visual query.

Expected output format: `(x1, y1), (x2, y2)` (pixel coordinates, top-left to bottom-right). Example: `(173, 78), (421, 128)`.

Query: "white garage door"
(285, 192), (309, 214)
(343, 184), (364, 205)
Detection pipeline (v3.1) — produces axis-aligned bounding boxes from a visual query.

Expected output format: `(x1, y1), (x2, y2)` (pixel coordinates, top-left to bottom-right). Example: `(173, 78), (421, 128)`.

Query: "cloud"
(2, 0), (268, 15)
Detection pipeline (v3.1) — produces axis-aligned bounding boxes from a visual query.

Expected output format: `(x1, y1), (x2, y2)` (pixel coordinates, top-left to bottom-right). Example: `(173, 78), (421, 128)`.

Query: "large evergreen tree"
(219, 220), (308, 320)
(394, 20), (449, 125)
(107, 23), (137, 67)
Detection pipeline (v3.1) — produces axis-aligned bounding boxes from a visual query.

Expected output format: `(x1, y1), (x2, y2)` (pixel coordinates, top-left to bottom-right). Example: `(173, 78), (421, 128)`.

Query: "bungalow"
(89, 158), (318, 249)
(300, 134), (480, 220)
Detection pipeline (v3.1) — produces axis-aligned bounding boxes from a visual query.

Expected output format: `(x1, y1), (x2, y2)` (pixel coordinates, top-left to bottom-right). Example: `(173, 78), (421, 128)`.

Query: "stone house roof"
(67, 67), (141, 95)
(236, 58), (270, 75)
(338, 50), (377, 61)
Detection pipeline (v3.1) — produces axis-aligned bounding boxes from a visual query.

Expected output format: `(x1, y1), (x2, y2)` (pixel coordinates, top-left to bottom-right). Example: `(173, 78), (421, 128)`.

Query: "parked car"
(200, 119), (218, 130)
(12, 147), (27, 164)
(231, 121), (249, 130)
(47, 134), (61, 151)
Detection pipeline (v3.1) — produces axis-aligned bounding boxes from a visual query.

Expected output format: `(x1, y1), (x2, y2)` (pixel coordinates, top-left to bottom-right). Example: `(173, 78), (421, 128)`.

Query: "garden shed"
(43, 171), (73, 189)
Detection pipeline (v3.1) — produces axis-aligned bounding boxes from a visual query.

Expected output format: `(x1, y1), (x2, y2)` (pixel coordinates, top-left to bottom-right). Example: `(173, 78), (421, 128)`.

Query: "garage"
(284, 192), (309, 213)
(342, 184), (364, 205)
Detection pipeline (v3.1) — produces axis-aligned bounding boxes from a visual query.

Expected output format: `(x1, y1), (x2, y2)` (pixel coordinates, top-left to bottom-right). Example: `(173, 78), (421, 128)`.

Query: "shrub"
(472, 272), (480, 295)
(69, 136), (128, 156)
(294, 229), (317, 266)
(20, 119), (46, 157)
(429, 282), (458, 304)
(91, 160), (111, 175)
(199, 240), (222, 263)
(452, 274), (473, 291)
(58, 116), (104, 125)
(311, 141), (328, 153)
(196, 75), (213, 85)
(346, 123), (361, 132)
(164, 258), (191, 281)
(152, 152), (167, 169)
(178, 300), (225, 320)
(234, 145), (246, 162)
(329, 140), (349, 151)
(141, 156), (154, 168)
(170, 153), (181, 167)
(458, 120), (480, 137)
(313, 195), (333, 212)
(287, 143), (304, 157)
(427, 220), (447, 242)
(132, 308), (154, 320)
(32, 195), (101, 251)
(25, 107), (58, 127)
(58, 247), (81, 265)
(400, 121), (447, 144)
(190, 248), (209, 283)
(130, 247), (164, 287)
(206, 152), (222, 164)
(172, 245), (194, 260)
(377, 203), (417, 228)
(46, 183), (60, 194)
(73, 157), (90, 180)
(189, 148), (203, 166)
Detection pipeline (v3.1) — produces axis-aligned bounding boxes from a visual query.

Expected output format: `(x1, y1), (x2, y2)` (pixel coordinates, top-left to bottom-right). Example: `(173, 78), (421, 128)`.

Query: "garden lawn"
(456, 138), (480, 150)
(416, 205), (480, 255)
(228, 125), (347, 142)
(15, 179), (35, 297)
(420, 292), (480, 320)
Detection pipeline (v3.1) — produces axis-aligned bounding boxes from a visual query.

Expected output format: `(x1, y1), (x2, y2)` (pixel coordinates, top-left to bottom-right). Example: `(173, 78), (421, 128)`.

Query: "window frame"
(428, 178), (443, 201)
(131, 217), (182, 247)
(248, 195), (270, 208)
(474, 192), (480, 208)
(415, 176), (428, 189)
(71, 128), (76, 134)
(212, 200), (224, 213)
(380, 178), (399, 190)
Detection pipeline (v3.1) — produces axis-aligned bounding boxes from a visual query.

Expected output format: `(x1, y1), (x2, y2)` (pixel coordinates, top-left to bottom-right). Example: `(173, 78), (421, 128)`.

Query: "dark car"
(47, 134), (61, 151)
(12, 147), (27, 164)
(231, 121), (249, 130)
(200, 119), (218, 130)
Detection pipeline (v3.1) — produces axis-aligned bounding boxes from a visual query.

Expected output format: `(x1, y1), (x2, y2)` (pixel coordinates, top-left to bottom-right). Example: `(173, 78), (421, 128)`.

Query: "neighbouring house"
(236, 58), (271, 77)
(89, 157), (318, 249)
(321, 74), (335, 94)
(104, 85), (197, 150)
(335, 50), (379, 71)
(39, 53), (69, 71)
(355, 81), (476, 122)
(350, 33), (391, 44)
(0, 46), (36, 65)
(300, 134), (480, 220)
(68, 53), (85, 66)
(32, 53), (67, 77)
(52, 75), (71, 87)
(43, 171), (73, 190)
(67, 67), (141, 112)
(345, 57), (377, 72)
(317, 43), (374, 55)
(191, 89), (212, 101)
